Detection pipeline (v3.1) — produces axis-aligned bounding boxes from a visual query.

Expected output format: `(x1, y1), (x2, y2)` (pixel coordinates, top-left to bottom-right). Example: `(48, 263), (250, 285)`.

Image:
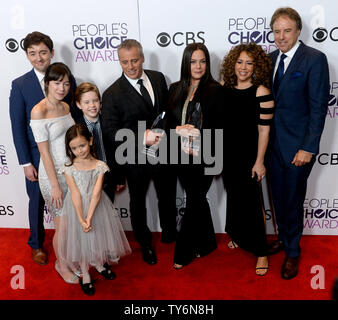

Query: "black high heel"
(79, 278), (95, 296)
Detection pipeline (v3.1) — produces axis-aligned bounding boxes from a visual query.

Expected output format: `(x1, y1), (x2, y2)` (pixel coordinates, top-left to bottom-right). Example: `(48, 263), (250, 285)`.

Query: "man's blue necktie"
(273, 53), (287, 93)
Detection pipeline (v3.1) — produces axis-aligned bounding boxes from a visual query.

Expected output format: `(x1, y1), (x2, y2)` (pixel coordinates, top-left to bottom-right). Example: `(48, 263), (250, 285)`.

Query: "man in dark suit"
(268, 8), (330, 279)
(9, 31), (81, 266)
(101, 39), (177, 265)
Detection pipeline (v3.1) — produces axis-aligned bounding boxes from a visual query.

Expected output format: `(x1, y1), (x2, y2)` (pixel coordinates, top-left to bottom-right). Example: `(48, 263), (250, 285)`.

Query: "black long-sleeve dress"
(166, 80), (223, 266)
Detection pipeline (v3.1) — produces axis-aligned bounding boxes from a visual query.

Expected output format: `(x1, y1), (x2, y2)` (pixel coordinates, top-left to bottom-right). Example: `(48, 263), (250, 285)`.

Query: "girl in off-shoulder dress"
(58, 123), (131, 295)
(30, 62), (76, 283)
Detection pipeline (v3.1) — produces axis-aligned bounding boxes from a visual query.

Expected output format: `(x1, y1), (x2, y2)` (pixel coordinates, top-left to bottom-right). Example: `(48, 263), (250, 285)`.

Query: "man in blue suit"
(268, 8), (329, 279)
(9, 31), (80, 265)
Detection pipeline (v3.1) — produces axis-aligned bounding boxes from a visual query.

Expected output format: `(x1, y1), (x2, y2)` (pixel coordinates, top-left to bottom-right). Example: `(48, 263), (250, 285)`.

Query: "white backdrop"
(1, 0), (337, 236)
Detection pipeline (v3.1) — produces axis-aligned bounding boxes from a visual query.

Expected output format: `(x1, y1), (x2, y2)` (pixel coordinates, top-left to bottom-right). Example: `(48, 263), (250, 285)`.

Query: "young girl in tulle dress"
(58, 123), (131, 295)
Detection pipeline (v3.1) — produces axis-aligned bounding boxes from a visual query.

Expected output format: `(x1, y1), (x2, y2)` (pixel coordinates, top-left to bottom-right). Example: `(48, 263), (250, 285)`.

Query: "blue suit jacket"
(270, 41), (330, 164)
(9, 68), (81, 165)
(9, 69), (45, 165)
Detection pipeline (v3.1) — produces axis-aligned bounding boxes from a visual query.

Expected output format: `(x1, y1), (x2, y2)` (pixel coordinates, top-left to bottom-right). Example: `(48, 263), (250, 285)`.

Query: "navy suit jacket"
(9, 68), (80, 165)
(270, 41), (330, 164)
(9, 69), (45, 165)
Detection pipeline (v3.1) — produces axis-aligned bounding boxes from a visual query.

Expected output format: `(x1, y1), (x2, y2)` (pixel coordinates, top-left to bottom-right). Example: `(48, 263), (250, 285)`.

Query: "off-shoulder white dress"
(30, 113), (74, 217)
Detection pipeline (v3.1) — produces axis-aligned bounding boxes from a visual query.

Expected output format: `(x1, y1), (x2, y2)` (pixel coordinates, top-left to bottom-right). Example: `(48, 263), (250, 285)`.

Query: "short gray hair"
(117, 39), (144, 58)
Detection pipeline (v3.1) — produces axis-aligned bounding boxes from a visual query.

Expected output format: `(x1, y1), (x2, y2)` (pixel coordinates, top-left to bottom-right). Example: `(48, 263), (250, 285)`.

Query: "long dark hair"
(65, 123), (97, 165)
(169, 43), (216, 106)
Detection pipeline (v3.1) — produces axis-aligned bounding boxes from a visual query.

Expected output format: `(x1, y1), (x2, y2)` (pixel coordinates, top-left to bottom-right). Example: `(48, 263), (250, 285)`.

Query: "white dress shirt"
(273, 41), (301, 80)
(124, 71), (155, 106)
(34, 68), (46, 97)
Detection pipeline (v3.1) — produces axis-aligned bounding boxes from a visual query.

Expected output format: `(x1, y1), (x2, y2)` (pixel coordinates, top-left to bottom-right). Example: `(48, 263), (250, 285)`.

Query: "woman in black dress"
(167, 43), (222, 269)
(220, 43), (274, 276)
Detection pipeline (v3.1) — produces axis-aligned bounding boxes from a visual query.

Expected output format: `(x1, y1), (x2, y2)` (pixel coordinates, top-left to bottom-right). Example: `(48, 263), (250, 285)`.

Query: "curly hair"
(220, 43), (272, 89)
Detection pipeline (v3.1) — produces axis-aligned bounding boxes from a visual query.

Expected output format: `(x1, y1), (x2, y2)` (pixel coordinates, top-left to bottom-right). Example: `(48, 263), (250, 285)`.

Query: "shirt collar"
(33, 68), (45, 83)
(124, 71), (147, 87)
(279, 40), (300, 60)
(84, 115), (99, 126)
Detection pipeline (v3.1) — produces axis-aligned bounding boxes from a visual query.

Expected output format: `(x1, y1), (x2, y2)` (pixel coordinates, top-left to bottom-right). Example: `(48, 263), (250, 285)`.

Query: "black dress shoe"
(79, 278), (95, 296)
(161, 231), (177, 244)
(281, 256), (300, 280)
(266, 240), (284, 255)
(142, 247), (157, 265)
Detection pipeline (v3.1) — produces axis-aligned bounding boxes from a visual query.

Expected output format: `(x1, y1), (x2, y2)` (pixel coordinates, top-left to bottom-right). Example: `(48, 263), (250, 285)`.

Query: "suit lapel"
(120, 73), (153, 115)
(276, 42), (305, 99)
(28, 69), (45, 101)
(270, 50), (279, 96)
(145, 70), (160, 114)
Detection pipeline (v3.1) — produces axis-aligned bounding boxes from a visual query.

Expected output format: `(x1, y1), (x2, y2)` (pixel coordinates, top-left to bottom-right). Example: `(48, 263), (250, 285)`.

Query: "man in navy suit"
(268, 8), (330, 279)
(101, 39), (177, 265)
(9, 31), (80, 265)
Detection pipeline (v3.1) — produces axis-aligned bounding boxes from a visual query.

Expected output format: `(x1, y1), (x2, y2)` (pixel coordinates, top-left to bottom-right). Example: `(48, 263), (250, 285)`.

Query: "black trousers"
(174, 165), (217, 265)
(125, 163), (177, 248)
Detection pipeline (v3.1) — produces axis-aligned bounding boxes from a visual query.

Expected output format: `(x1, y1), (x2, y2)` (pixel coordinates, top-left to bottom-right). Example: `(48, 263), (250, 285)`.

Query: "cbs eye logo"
(5, 38), (24, 53)
(157, 32), (171, 47)
(312, 26), (338, 42)
(312, 28), (328, 42)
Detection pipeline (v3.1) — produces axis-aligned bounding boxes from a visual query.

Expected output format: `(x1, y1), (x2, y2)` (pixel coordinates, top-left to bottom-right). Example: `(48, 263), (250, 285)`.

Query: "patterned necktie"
(91, 121), (104, 161)
(41, 78), (46, 96)
(273, 53), (287, 93)
(137, 79), (153, 107)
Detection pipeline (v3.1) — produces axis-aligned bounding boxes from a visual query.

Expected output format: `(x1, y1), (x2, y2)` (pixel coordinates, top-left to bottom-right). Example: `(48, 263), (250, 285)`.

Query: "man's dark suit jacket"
(270, 41), (330, 163)
(101, 70), (168, 180)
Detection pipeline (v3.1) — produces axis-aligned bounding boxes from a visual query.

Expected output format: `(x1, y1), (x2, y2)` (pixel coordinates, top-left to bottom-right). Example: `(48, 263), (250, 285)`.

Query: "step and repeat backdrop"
(1, 0), (337, 235)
